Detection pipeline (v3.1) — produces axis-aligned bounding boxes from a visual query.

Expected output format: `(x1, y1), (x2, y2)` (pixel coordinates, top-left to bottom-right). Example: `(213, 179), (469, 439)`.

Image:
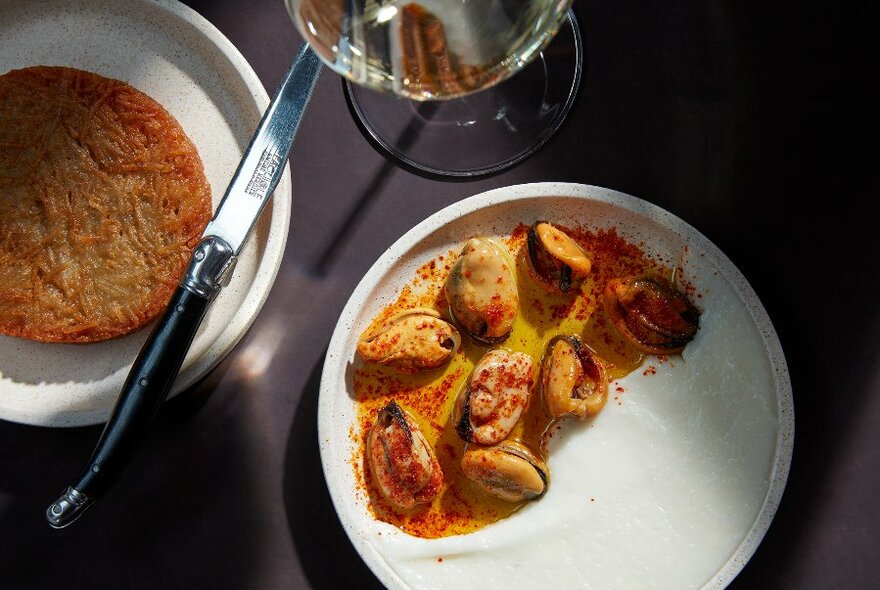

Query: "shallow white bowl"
(0, 0), (291, 427)
(320, 182), (793, 589)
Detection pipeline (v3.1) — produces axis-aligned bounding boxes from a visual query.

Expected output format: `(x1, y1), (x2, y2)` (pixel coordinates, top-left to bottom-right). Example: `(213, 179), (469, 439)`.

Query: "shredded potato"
(0, 66), (211, 343)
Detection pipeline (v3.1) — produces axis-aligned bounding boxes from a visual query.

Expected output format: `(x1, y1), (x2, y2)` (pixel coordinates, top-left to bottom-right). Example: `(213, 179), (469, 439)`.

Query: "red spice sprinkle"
(510, 223), (529, 241)
(437, 557), (444, 563)
(530, 298), (544, 314)
(441, 443), (456, 459)
(550, 302), (572, 320)
(615, 386), (625, 393)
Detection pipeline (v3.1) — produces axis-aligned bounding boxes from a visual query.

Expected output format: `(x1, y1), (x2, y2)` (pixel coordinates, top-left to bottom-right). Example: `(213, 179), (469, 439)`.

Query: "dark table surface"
(2, 0), (876, 588)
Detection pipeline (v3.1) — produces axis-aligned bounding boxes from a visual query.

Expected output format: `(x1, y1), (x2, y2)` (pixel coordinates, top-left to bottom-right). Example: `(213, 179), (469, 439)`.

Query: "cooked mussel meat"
(445, 237), (519, 344)
(541, 335), (608, 420)
(461, 441), (548, 502)
(356, 308), (461, 373)
(604, 275), (700, 354)
(526, 221), (592, 294)
(366, 401), (443, 510)
(454, 349), (534, 445)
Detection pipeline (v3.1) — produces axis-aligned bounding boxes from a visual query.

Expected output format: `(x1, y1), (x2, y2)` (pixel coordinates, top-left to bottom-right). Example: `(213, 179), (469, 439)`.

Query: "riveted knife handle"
(46, 286), (210, 528)
(46, 279), (212, 528)
(46, 235), (236, 528)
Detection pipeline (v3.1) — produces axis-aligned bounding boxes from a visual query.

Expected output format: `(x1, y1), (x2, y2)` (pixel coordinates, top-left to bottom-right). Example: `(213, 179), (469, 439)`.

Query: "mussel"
(461, 441), (548, 502)
(454, 349), (534, 445)
(356, 308), (461, 373)
(445, 237), (519, 344)
(366, 401), (443, 510)
(603, 275), (700, 354)
(540, 335), (608, 420)
(526, 221), (592, 294)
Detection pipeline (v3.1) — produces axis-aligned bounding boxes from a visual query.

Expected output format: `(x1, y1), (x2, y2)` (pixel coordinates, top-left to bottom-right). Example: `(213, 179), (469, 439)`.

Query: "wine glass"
(285, 0), (582, 177)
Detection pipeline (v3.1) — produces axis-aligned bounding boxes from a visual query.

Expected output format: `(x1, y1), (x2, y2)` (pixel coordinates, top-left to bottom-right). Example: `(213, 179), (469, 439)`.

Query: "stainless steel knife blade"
(204, 44), (319, 255)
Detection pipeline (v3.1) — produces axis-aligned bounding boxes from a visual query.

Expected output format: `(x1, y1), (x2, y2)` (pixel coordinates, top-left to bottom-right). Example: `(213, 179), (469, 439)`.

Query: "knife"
(45, 44), (322, 529)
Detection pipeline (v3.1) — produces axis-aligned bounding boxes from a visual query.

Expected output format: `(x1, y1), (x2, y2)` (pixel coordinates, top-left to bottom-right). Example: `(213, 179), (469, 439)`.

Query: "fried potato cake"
(0, 66), (212, 343)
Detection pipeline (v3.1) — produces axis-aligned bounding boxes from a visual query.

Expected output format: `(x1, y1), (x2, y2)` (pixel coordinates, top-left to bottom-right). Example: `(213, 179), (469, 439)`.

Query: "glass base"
(343, 10), (584, 178)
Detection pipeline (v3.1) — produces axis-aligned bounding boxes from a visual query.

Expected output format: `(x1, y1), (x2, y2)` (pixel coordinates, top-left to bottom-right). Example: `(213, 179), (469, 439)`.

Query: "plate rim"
(0, 0), (292, 427)
(318, 181), (794, 589)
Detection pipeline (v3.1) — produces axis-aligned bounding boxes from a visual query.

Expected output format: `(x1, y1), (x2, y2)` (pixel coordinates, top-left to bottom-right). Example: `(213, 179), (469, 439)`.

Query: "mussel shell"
(356, 308), (461, 373)
(445, 237), (519, 345)
(604, 275), (700, 354)
(540, 334), (608, 420)
(366, 401), (443, 510)
(461, 441), (548, 502)
(526, 221), (591, 294)
(454, 349), (534, 445)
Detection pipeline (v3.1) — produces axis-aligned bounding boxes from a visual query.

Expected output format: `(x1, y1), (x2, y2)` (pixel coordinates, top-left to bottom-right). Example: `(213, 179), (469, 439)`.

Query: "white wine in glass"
(286, 0), (581, 175)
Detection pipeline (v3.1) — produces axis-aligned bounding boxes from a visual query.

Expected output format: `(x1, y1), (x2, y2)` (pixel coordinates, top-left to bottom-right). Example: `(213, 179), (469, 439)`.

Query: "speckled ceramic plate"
(0, 0), (291, 427)
(320, 183), (794, 589)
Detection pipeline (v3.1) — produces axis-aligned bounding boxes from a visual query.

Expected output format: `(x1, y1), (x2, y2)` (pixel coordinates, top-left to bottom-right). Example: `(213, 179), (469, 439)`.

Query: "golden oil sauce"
(353, 225), (669, 538)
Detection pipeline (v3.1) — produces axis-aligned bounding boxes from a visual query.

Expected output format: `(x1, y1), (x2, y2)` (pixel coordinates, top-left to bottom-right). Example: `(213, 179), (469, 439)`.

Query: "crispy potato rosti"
(0, 66), (211, 343)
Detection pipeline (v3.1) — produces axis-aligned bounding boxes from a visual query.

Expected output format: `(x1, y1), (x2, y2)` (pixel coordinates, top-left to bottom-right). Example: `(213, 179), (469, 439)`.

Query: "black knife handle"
(46, 235), (236, 528)
(46, 285), (210, 528)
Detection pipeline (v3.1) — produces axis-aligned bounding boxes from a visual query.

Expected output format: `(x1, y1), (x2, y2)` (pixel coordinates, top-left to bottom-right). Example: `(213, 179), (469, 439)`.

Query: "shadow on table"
(312, 97), (442, 276)
(283, 353), (382, 589)
(0, 358), (266, 588)
(312, 87), (523, 276)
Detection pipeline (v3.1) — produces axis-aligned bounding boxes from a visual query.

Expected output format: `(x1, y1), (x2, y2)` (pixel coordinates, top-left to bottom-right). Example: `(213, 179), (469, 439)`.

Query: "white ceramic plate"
(320, 183), (793, 589)
(0, 0), (291, 427)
